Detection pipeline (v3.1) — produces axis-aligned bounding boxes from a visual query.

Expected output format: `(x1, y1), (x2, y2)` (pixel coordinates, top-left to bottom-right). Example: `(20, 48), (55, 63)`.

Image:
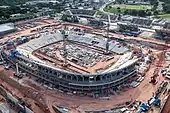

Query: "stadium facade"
(2, 51), (137, 93)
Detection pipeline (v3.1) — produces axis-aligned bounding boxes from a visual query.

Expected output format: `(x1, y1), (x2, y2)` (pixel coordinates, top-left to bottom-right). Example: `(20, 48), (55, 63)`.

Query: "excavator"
(150, 68), (159, 84)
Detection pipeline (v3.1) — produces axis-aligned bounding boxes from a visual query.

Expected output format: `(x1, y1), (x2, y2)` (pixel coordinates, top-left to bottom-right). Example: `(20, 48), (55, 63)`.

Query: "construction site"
(0, 16), (170, 113)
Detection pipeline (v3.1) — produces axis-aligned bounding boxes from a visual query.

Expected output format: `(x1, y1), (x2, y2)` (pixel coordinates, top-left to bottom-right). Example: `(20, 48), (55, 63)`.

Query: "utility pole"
(62, 24), (68, 66)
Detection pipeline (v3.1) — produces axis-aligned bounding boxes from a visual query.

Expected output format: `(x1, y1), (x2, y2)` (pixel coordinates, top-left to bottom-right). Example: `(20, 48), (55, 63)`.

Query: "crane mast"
(105, 14), (110, 54)
(62, 24), (68, 66)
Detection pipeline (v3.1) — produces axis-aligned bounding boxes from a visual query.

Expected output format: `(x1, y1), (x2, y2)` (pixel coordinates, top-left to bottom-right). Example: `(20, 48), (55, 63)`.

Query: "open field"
(112, 5), (152, 10)
(104, 4), (152, 14)
(157, 14), (170, 19)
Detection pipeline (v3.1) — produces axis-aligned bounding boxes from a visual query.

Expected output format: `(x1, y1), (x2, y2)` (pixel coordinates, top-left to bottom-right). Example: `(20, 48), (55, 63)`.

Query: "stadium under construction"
(1, 22), (138, 96)
(0, 9), (170, 113)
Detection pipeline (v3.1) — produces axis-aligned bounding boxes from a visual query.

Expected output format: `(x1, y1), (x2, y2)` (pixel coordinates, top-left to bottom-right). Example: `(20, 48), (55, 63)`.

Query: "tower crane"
(61, 24), (68, 67)
(105, 14), (110, 55)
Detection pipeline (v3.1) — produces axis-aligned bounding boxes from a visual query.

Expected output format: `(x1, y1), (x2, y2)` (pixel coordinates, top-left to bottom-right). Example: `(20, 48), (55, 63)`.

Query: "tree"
(0, 0), (34, 6)
(108, 6), (112, 9)
(131, 10), (138, 16)
(153, 10), (159, 15)
(150, 0), (158, 5)
(72, 16), (79, 23)
(147, 11), (152, 16)
(123, 10), (129, 15)
(0, 10), (4, 17)
(116, 0), (124, 4)
(138, 10), (146, 17)
(163, 4), (170, 13)
(9, 5), (21, 14)
(117, 7), (121, 14)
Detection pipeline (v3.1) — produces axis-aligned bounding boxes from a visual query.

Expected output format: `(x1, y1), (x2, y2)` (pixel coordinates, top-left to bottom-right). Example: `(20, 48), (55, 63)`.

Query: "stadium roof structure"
(131, 18), (153, 28)
(155, 28), (170, 41)
(117, 22), (139, 32)
(152, 18), (167, 26)
(66, 9), (97, 18)
(156, 29), (170, 36)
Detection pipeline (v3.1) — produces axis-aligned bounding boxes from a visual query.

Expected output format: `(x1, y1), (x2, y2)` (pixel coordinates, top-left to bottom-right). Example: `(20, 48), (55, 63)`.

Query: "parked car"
(136, 77), (145, 82)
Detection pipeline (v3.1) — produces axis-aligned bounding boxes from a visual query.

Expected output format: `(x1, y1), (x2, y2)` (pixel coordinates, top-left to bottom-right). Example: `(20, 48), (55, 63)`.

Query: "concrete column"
(82, 76), (84, 82)
(71, 75), (73, 80)
(66, 75), (68, 79)
(94, 76), (97, 82)
(76, 75), (78, 81)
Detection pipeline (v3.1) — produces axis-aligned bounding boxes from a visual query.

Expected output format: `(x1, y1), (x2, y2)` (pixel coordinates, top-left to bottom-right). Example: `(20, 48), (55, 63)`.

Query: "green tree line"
(0, 0), (33, 5)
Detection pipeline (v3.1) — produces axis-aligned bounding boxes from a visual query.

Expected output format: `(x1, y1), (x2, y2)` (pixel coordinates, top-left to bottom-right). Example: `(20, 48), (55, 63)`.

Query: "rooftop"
(0, 23), (15, 33)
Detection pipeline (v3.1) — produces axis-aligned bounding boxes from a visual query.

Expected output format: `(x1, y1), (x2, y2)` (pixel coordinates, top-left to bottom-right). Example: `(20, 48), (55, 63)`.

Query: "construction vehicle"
(13, 63), (24, 79)
(150, 68), (159, 84)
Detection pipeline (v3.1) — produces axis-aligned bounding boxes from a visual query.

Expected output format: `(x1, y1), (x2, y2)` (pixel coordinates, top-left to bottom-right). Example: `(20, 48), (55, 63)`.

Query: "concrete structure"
(0, 103), (10, 113)
(155, 22), (170, 41)
(0, 23), (16, 36)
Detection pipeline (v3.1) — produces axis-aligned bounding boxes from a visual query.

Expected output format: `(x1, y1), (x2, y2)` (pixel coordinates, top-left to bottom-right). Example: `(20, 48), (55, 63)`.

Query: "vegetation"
(152, 0), (170, 18)
(61, 14), (79, 23)
(162, 3), (170, 13)
(157, 14), (170, 19)
(108, 5), (152, 11)
(0, 13), (36, 24)
(0, 6), (27, 19)
(104, 0), (170, 18)
(0, 0), (32, 5)
(0, 0), (65, 24)
(104, 5), (152, 17)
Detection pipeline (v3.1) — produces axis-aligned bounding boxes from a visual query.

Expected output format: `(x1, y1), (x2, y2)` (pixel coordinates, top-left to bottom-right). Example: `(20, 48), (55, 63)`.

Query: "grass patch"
(96, 10), (105, 15)
(104, 4), (152, 14)
(157, 14), (170, 18)
(116, 5), (152, 10)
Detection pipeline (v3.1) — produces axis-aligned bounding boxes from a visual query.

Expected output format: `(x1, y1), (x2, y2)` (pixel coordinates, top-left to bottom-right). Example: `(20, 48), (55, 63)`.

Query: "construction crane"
(61, 24), (68, 67)
(13, 63), (24, 79)
(105, 14), (110, 55)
